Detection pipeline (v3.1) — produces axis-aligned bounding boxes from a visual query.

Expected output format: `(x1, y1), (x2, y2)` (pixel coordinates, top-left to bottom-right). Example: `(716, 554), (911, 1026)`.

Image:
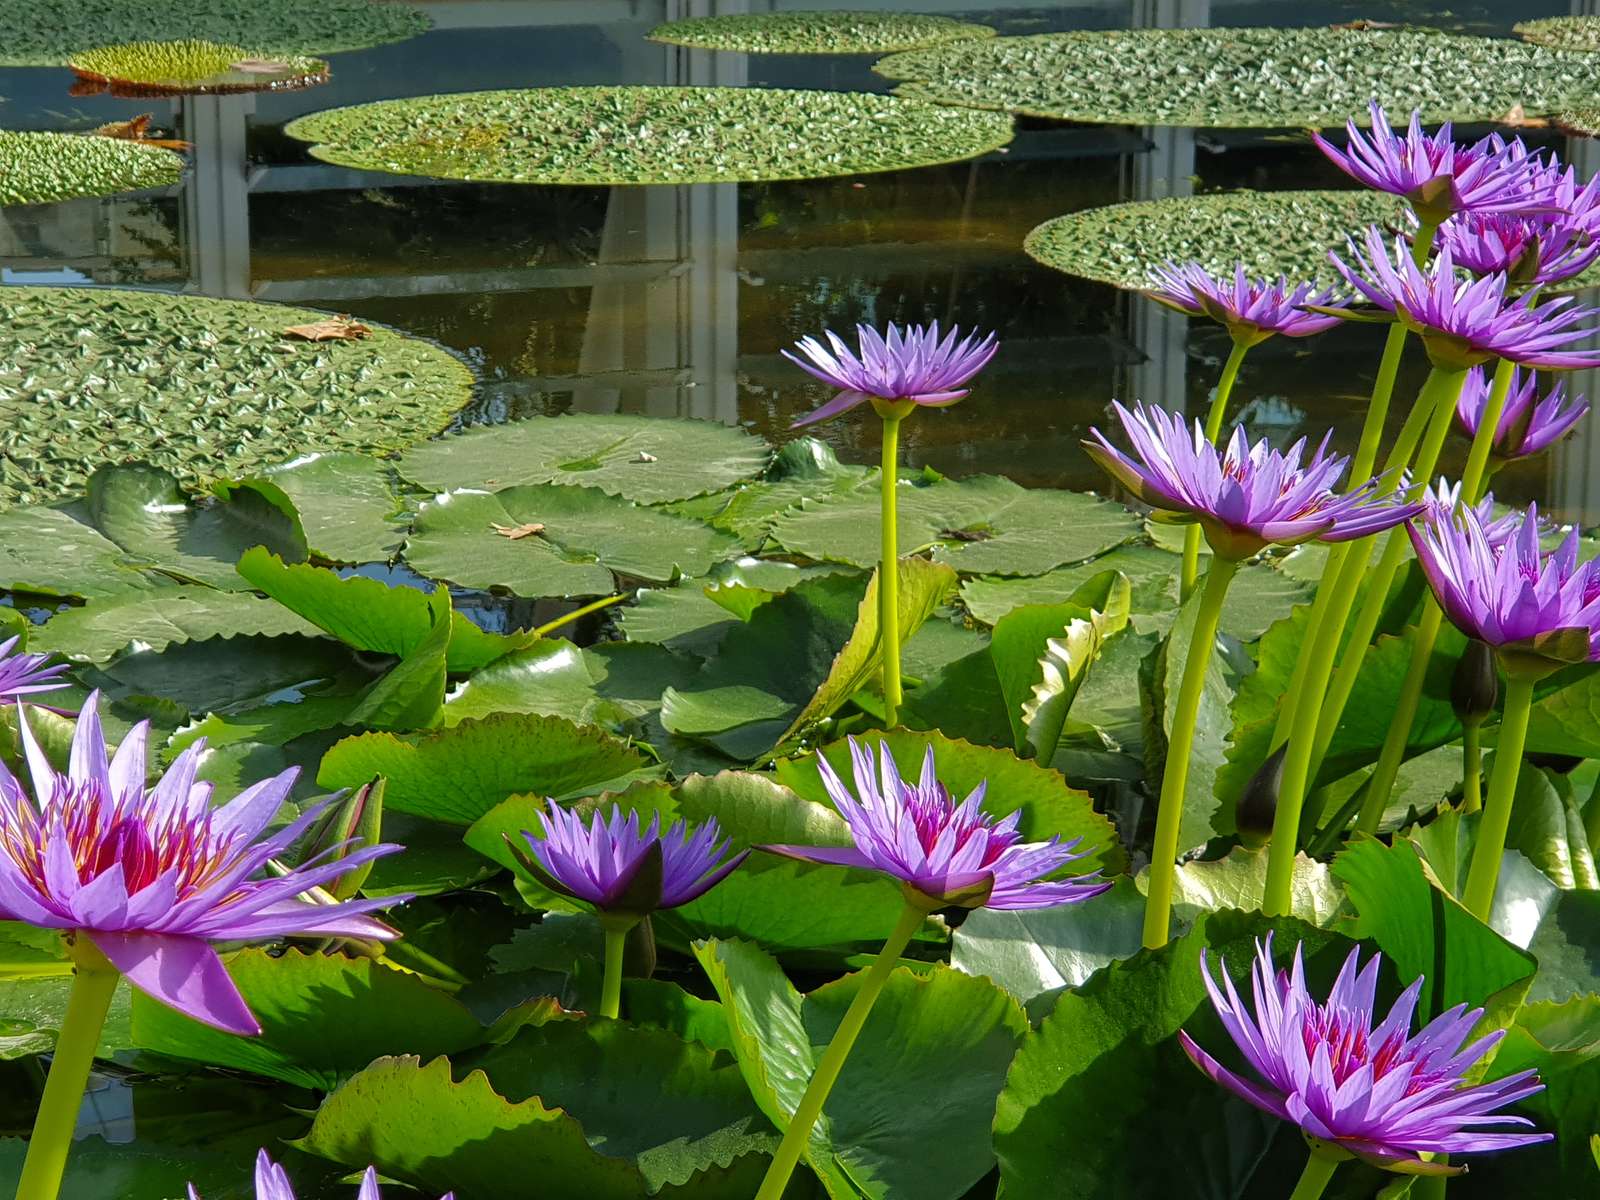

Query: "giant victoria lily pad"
(282, 86), (1014, 186)
(647, 11), (994, 55)
(68, 40), (329, 96)
(0, 129), (183, 206)
(875, 27), (1596, 127)
(0, 287), (473, 508)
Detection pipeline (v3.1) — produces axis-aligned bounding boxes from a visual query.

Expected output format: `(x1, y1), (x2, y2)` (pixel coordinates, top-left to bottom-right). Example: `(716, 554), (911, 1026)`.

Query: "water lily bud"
(625, 914), (658, 981)
(1236, 744), (1287, 849)
(301, 776), (386, 902)
(1451, 639), (1499, 727)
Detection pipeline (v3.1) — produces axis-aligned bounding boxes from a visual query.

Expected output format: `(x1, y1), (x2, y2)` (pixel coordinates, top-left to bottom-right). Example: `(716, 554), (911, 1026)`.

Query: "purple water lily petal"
(0, 636), (69, 701)
(1435, 209), (1600, 285)
(784, 321), (997, 427)
(762, 738), (1109, 911)
(188, 1150), (455, 1200)
(1455, 364), (1588, 459)
(1145, 261), (1347, 342)
(1084, 402), (1424, 560)
(1182, 936), (1552, 1174)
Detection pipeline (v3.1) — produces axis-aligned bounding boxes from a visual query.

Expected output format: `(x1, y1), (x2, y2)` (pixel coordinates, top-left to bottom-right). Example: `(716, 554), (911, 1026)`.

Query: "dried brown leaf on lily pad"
(491, 522), (547, 541)
(89, 113), (191, 150)
(283, 315), (371, 342)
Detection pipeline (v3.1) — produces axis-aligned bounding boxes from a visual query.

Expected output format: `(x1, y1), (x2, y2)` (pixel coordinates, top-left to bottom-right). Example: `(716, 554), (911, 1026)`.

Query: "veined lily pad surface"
(1025, 189), (1404, 290)
(646, 11), (995, 55)
(68, 40), (330, 96)
(0, 287), (473, 508)
(282, 87), (1015, 185)
(0, 129), (183, 206)
(875, 27), (1597, 127)
(0, 0), (429, 65)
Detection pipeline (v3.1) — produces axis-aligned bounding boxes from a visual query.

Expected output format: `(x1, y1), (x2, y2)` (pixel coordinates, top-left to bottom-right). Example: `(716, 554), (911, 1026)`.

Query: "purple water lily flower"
(1334, 227), (1600, 371)
(784, 321), (998, 428)
(0, 693), (402, 1034)
(516, 805), (746, 919)
(0, 635), (68, 700)
(1313, 102), (1555, 222)
(1435, 211), (1600, 286)
(763, 738), (1109, 911)
(1084, 402), (1425, 560)
(1180, 936), (1551, 1175)
(1409, 501), (1600, 667)
(1144, 262), (1347, 344)
(1421, 478), (1524, 549)
(1455, 364), (1589, 460)
(188, 1150), (453, 1200)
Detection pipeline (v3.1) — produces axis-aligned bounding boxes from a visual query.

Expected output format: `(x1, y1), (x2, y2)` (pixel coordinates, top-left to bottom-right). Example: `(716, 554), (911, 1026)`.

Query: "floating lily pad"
(402, 485), (740, 597)
(399, 414), (770, 505)
(282, 87), (1014, 186)
(771, 472), (1140, 577)
(1557, 108), (1600, 137)
(647, 11), (994, 55)
(0, 129), (182, 207)
(69, 40), (329, 96)
(876, 27), (1596, 127)
(1516, 16), (1600, 53)
(1025, 189), (1402, 292)
(0, 0), (429, 66)
(0, 287), (473, 509)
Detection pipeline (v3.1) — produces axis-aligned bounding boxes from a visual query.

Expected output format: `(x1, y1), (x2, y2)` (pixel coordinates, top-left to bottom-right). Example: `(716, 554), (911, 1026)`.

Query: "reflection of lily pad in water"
(0, 129), (183, 206)
(0, 287), (474, 509)
(282, 87), (1013, 185)
(647, 11), (994, 55)
(1025, 190), (1404, 291)
(0, 0), (429, 65)
(876, 27), (1596, 127)
(1515, 16), (1600, 52)
(69, 40), (329, 96)
(1557, 108), (1600, 137)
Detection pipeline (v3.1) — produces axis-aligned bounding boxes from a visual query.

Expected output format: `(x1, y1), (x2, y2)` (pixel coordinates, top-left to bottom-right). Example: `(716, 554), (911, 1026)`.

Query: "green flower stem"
(1289, 1149), (1341, 1200)
(753, 900), (925, 1200)
(600, 922), (629, 1020)
(1349, 359), (1511, 835)
(879, 412), (905, 727)
(16, 940), (120, 1200)
(1350, 320), (1412, 484)
(1461, 721), (1484, 815)
(532, 593), (628, 638)
(1464, 672), (1544, 920)
(1269, 544), (1351, 749)
(1143, 555), (1240, 949)
(1180, 339), (1250, 600)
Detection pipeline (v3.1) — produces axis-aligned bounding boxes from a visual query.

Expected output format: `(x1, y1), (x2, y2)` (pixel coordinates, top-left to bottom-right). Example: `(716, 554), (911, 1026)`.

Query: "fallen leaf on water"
(87, 114), (192, 150)
(1497, 104), (1550, 129)
(492, 522), (547, 540)
(283, 315), (372, 342)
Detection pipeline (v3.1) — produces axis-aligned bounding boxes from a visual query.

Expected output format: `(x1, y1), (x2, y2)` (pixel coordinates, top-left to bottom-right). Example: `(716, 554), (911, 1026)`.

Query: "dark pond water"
(4, 0), (1597, 524)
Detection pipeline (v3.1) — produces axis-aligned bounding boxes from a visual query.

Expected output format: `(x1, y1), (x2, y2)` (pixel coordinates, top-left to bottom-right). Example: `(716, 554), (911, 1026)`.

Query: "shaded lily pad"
(0, 0), (429, 66)
(399, 414), (770, 506)
(0, 287), (473, 509)
(0, 129), (182, 207)
(876, 27), (1596, 127)
(1516, 16), (1600, 52)
(283, 87), (1014, 186)
(68, 40), (328, 96)
(31, 588), (319, 662)
(1025, 189), (1403, 292)
(771, 472), (1140, 576)
(402, 485), (740, 597)
(647, 11), (994, 55)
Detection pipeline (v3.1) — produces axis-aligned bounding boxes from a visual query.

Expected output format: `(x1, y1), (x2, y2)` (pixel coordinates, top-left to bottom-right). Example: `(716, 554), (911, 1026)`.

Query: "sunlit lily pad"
(399, 413), (770, 505)
(0, 286), (473, 508)
(1025, 189), (1403, 291)
(647, 11), (994, 55)
(68, 39), (328, 96)
(283, 87), (1014, 186)
(875, 27), (1596, 127)
(0, 129), (182, 207)
(1557, 108), (1600, 137)
(1515, 16), (1600, 52)
(0, 0), (429, 66)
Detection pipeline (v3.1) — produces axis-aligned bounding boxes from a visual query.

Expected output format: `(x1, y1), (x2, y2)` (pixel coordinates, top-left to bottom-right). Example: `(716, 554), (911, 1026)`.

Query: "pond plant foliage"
(646, 10), (995, 55)
(67, 40), (330, 96)
(3, 95), (1600, 1200)
(0, 129), (183, 207)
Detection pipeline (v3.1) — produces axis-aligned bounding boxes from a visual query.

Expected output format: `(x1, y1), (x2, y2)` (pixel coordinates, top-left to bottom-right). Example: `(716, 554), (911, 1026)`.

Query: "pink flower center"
(898, 781), (1009, 866)
(1301, 1009), (1441, 1096)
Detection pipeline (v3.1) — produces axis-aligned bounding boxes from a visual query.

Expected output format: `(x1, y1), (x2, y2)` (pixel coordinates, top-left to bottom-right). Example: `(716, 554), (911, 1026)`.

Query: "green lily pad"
(31, 588), (319, 662)
(283, 86), (1014, 186)
(666, 437), (873, 549)
(403, 484), (739, 597)
(1557, 107), (1600, 137)
(68, 40), (328, 96)
(647, 11), (994, 54)
(0, 286), (473, 509)
(1516, 16), (1600, 52)
(1026, 189), (1403, 292)
(218, 452), (404, 565)
(772, 472), (1140, 576)
(0, 0), (429, 65)
(0, 129), (183, 207)
(875, 27), (1597, 127)
(399, 414), (770, 505)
